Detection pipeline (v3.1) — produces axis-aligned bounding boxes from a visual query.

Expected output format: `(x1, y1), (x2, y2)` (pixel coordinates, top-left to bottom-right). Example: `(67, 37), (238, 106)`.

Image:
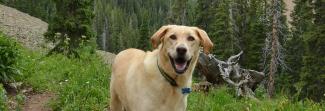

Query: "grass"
(188, 86), (325, 111)
(0, 84), (8, 111)
(17, 47), (110, 110)
(1, 40), (324, 111)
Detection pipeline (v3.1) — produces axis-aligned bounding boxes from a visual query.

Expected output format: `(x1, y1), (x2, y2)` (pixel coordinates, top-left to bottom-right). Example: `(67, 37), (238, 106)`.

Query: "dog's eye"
(187, 36), (195, 41)
(170, 35), (177, 40)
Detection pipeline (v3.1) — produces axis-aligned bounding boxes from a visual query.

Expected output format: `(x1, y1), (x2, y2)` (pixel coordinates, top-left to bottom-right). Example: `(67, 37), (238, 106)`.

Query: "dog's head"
(151, 25), (213, 74)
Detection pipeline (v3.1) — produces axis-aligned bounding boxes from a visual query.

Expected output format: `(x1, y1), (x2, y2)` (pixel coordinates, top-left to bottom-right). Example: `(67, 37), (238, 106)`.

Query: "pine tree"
(196, 0), (266, 70)
(44, 0), (95, 57)
(138, 21), (150, 50)
(0, 0), (55, 22)
(228, 0), (249, 62)
(299, 0), (325, 102)
(279, 0), (312, 95)
(241, 0), (266, 70)
(194, 0), (235, 60)
(264, 0), (288, 98)
(210, 0), (236, 59)
(195, 0), (214, 30)
(93, 0), (173, 53)
(167, 0), (188, 25)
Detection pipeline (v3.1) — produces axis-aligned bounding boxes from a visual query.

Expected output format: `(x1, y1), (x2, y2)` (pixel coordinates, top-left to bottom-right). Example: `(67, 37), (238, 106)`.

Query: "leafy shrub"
(0, 84), (8, 111)
(0, 32), (21, 84)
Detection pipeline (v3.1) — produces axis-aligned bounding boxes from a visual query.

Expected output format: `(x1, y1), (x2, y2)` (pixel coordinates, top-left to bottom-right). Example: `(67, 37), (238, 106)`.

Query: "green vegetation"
(280, 0), (325, 101)
(17, 47), (110, 110)
(0, 31), (109, 110)
(0, 32), (21, 84)
(0, 0), (55, 22)
(93, 0), (173, 52)
(44, 0), (95, 57)
(0, 33), (25, 111)
(0, 84), (8, 111)
(298, 0), (325, 102)
(188, 87), (325, 111)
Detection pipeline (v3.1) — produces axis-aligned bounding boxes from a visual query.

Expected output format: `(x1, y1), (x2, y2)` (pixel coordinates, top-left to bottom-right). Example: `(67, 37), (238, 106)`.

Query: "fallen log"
(197, 51), (265, 98)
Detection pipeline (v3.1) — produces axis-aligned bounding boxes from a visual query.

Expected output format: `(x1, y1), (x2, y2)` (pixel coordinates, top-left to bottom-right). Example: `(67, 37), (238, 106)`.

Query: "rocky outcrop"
(0, 4), (48, 50)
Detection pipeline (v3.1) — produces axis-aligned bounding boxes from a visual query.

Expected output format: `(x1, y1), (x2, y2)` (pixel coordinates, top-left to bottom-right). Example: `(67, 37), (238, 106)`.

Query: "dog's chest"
(136, 87), (187, 111)
(125, 58), (189, 111)
(127, 77), (187, 110)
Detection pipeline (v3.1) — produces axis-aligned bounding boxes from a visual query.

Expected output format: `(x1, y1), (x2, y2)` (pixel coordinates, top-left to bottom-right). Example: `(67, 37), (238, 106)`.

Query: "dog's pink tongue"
(176, 63), (186, 71)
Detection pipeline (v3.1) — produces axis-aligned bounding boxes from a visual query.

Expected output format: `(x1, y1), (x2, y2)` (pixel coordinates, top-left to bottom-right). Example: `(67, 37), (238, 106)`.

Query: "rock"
(0, 4), (49, 50)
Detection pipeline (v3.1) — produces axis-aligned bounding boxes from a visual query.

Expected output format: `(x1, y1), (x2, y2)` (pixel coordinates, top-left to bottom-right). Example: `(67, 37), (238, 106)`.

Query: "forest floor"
(0, 4), (115, 110)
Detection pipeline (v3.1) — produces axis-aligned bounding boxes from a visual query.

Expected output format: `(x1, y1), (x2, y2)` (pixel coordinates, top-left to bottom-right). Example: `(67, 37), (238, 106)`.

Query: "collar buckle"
(182, 87), (192, 94)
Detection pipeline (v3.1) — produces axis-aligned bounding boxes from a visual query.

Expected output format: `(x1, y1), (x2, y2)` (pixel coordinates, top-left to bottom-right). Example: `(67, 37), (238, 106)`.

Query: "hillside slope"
(0, 4), (48, 50)
(0, 4), (116, 63)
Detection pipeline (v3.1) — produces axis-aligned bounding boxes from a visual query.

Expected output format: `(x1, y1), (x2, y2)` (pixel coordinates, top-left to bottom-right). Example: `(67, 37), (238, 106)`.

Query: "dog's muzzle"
(169, 46), (192, 74)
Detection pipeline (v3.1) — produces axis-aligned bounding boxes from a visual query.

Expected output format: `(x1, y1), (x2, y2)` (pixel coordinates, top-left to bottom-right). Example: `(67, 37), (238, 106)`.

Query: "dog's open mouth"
(169, 54), (192, 74)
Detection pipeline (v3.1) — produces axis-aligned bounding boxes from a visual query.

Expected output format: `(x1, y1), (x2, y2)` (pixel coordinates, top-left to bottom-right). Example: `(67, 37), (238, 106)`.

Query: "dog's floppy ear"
(151, 25), (174, 49)
(194, 28), (213, 54)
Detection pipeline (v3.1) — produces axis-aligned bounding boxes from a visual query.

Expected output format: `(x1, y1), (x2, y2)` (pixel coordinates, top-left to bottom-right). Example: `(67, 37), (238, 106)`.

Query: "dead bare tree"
(197, 51), (265, 98)
(263, 0), (287, 98)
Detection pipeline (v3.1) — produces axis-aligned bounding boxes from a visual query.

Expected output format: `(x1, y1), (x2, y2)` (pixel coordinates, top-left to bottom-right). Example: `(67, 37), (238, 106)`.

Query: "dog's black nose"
(177, 46), (187, 55)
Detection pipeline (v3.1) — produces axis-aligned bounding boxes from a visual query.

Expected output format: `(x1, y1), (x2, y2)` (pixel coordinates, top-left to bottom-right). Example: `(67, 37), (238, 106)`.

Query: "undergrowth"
(0, 84), (8, 111)
(188, 86), (325, 111)
(18, 46), (110, 110)
(0, 32), (21, 84)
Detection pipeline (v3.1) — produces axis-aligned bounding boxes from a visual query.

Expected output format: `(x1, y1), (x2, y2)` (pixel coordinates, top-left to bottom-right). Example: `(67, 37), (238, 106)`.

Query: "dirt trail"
(23, 92), (55, 111)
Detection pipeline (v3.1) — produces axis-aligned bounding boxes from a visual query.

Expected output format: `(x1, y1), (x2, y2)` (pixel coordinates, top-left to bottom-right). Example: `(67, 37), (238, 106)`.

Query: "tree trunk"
(101, 16), (108, 51)
(268, 0), (279, 98)
(197, 51), (265, 98)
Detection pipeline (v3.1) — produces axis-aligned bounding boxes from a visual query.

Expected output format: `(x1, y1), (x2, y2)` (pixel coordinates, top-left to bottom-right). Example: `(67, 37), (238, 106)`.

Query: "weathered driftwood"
(197, 51), (265, 98)
(197, 52), (223, 84)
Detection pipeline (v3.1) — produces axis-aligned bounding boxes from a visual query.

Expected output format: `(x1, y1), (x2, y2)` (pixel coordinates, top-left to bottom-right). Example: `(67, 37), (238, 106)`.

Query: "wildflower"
(55, 32), (61, 36)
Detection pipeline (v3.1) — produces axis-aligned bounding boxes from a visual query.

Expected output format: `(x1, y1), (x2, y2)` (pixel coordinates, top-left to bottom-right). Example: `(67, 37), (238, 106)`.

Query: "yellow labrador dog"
(110, 25), (213, 111)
